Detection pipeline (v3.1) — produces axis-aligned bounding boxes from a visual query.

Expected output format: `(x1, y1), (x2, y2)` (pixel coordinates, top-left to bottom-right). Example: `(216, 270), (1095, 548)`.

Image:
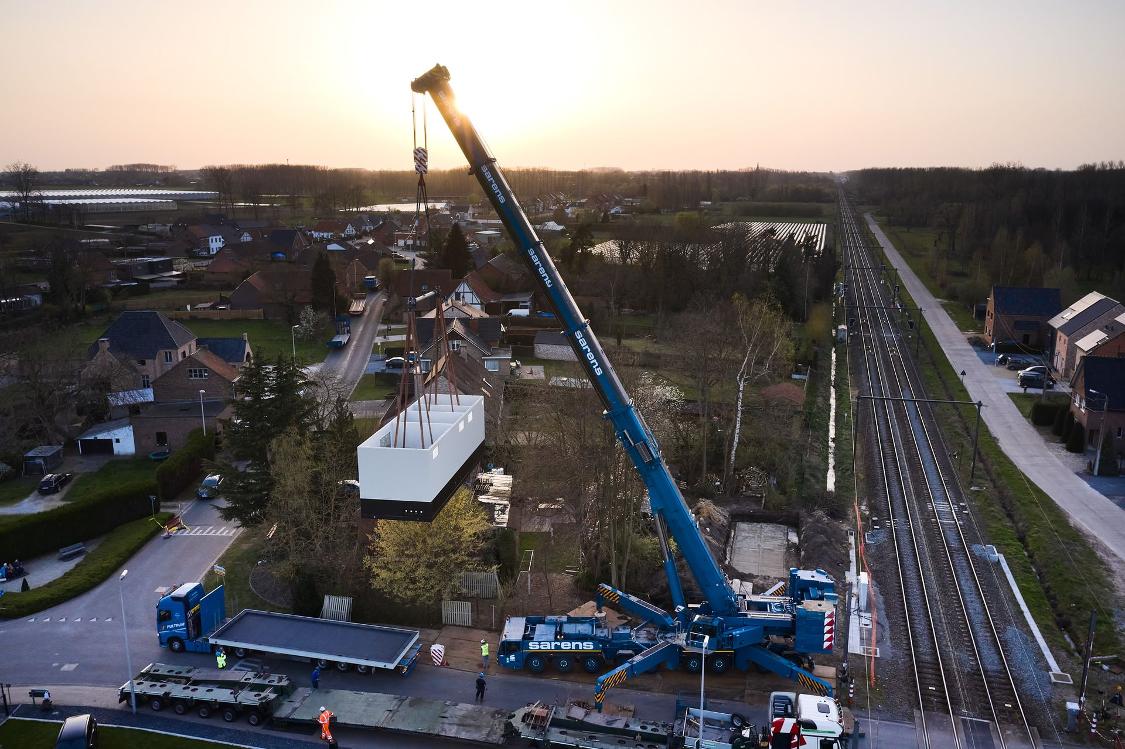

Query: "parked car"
(1005, 356), (1039, 370)
(38, 472), (73, 495)
(55, 713), (97, 748)
(196, 473), (224, 499)
(1017, 365), (1050, 378)
(384, 356), (406, 369)
(1017, 371), (1055, 389)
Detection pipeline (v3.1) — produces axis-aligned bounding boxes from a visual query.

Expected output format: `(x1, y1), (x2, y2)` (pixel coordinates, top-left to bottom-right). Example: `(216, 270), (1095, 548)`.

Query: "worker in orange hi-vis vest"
(317, 706), (335, 743)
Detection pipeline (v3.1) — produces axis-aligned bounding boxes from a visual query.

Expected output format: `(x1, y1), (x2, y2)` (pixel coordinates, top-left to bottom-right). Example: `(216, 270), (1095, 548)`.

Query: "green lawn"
(1008, 392), (1069, 420)
(0, 478), (37, 507)
(66, 458), (156, 504)
(168, 319), (331, 366)
(201, 526), (290, 615)
(350, 373), (400, 401)
(0, 718), (231, 748)
(875, 220), (982, 333)
(519, 530), (580, 573)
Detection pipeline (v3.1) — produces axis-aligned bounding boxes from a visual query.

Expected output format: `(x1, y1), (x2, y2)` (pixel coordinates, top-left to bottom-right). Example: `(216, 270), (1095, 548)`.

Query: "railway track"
(839, 189), (1036, 748)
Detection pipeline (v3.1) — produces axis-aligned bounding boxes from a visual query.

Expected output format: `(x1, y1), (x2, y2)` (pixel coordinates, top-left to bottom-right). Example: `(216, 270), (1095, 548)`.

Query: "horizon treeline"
(851, 164), (1125, 306)
(35, 163), (833, 212)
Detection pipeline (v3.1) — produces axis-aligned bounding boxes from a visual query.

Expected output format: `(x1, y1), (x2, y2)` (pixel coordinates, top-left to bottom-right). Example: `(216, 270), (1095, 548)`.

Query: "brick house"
(416, 314), (510, 374)
(1069, 356), (1125, 470)
(230, 268), (314, 322)
(984, 286), (1060, 348)
(1048, 292), (1125, 380)
(1074, 311), (1125, 369)
(83, 310), (250, 451)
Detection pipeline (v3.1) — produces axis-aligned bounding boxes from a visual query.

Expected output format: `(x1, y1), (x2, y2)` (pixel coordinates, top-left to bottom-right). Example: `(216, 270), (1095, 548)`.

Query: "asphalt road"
(0, 497), (240, 687)
(319, 290), (385, 398)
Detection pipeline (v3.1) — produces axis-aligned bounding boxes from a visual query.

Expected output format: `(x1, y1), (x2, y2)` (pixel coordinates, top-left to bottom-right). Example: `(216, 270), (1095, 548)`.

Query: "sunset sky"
(2, 1), (1122, 173)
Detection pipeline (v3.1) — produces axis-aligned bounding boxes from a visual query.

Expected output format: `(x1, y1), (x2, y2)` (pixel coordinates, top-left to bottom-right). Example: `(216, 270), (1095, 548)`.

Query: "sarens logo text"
(572, 330), (604, 376)
(527, 641), (597, 650)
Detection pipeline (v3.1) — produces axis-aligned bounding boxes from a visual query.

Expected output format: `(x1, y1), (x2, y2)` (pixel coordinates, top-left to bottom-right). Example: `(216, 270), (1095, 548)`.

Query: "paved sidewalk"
(865, 213), (1125, 564)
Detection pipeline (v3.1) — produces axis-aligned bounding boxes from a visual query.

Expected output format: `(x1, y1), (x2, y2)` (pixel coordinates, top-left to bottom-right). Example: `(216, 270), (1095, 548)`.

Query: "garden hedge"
(156, 429), (216, 500)
(1066, 425), (1087, 453)
(0, 477), (156, 560)
(0, 513), (170, 619)
(1030, 400), (1066, 427)
(1052, 403), (1068, 435)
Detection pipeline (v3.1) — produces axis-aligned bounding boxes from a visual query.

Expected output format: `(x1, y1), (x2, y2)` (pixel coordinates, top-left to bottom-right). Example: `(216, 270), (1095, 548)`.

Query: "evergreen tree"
(216, 355), (317, 525)
(440, 224), (473, 278)
(311, 251), (337, 312)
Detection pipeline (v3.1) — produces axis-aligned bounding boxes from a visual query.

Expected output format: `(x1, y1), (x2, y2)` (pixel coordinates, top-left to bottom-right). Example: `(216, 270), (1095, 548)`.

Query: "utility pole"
(1090, 389), (1109, 477)
(1079, 611), (1097, 708)
(970, 401), (983, 485)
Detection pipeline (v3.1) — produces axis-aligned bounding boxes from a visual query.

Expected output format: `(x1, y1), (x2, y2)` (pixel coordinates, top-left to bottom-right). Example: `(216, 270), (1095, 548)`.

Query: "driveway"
(865, 213), (1125, 563)
(318, 291), (386, 398)
(0, 497), (240, 687)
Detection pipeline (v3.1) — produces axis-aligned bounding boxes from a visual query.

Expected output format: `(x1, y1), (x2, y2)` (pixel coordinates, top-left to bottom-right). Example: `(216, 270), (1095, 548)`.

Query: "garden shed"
(22, 445), (63, 476)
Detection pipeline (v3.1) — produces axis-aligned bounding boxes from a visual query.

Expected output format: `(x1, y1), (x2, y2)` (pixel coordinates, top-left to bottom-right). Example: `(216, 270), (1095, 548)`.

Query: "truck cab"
(157, 582), (226, 654)
(769, 691), (848, 748)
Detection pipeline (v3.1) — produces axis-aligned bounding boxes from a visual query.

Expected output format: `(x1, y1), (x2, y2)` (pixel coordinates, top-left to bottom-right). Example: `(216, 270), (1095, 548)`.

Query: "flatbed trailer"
(327, 333), (350, 348)
(119, 662), (292, 725)
(349, 296), (367, 315)
(272, 687), (511, 744)
(207, 609), (422, 675)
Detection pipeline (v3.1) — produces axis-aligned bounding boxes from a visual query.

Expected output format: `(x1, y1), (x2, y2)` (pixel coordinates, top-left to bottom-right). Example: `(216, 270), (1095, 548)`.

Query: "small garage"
(77, 419), (135, 456)
(23, 445), (64, 476)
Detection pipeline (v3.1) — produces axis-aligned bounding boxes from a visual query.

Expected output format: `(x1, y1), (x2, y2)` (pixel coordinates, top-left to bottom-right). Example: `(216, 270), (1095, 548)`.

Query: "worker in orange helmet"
(317, 705), (335, 744)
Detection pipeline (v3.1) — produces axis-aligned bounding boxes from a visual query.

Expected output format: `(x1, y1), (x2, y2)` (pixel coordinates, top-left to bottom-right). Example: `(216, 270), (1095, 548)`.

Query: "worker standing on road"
(480, 639), (489, 669)
(475, 672), (486, 702)
(215, 648), (227, 670)
(311, 666), (320, 689)
(318, 706), (335, 743)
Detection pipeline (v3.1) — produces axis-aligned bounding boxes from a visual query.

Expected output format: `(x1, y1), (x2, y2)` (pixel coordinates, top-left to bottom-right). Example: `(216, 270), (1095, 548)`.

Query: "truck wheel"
(335, 662), (350, 672)
(168, 638), (185, 653)
(316, 659), (330, 669)
(222, 708), (238, 723)
(356, 664), (370, 674)
(246, 711), (262, 727)
(526, 655), (547, 674)
(581, 655), (603, 674)
(149, 697), (164, 711)
(233, 647), (250, 658)
(554, 656), (574, 673)
(681, 654), (702, 673)
(709, 655), (730, 675)
(198, 705), (212, 719)
(729, 712), (746, 729)
(172, 700), (188, 715)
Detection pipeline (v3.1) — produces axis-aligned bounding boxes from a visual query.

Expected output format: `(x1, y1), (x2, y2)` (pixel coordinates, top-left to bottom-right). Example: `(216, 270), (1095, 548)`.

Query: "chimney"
(97, 338), (110, 353)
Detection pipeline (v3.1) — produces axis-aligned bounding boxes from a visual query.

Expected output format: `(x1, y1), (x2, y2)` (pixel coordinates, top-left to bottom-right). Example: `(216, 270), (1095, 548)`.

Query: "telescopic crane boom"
(410, 63), (737, 617)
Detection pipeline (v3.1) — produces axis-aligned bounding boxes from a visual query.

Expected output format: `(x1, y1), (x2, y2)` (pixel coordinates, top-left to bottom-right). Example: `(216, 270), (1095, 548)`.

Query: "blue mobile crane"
(411, 65), (837, 705)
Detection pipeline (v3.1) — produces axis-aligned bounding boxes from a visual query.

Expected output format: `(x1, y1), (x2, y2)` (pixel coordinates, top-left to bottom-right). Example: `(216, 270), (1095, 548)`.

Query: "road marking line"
(42, 617), (49, 622)
(89, 617), (97, 622)
(74, 618), (81, 622)
(59, 617), (66, 622)
(60, 663), (78, 671)
(27, 618), (35, 623)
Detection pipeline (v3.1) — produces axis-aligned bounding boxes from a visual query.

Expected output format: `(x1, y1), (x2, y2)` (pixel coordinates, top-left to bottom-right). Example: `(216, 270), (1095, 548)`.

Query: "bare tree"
(3, 162), (41, 222)
(724, 295), (793, 493)
(201, 166), (234, 216)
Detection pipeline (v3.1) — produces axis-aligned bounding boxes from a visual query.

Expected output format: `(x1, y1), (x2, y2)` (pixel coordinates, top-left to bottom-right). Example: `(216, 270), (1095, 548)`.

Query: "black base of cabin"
(359, 443), (486, 522)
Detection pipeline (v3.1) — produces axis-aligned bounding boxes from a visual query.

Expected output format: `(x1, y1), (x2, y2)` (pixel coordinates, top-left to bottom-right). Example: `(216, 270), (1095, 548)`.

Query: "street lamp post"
(118, 569), (136, 714)
(697, 634), (710, 748)
(291, 324), (299, 361)
(198, 389), (207, 435)
(1089, 389), (1109, 476)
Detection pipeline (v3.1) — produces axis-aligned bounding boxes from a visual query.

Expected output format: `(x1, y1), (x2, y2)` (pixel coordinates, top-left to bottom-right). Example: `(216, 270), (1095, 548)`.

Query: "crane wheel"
(554, 656), (574, 673)
(709, 656), (730, 675)
(526, 655), (547, 674)
(581, 656), (603, 674)
(681, 655), (702, 673)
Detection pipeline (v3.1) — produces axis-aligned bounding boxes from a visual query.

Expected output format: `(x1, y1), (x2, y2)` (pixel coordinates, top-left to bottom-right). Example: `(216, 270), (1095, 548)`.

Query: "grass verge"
(201, 526), (289, 614)
(861, 220), (1119, 655)
(0, 513), (171, 619)
(350, 373), (399, 401)
(1008, 392), (1069, 420)
(874, 219), (983, 333)
(66, 459), (156, 503)
(0, 718), (233, 748)
(0, 478), (37, 507)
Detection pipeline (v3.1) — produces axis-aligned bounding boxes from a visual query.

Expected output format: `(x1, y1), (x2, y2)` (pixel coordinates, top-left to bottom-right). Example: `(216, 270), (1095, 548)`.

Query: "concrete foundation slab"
(728, 522), (793, 579)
